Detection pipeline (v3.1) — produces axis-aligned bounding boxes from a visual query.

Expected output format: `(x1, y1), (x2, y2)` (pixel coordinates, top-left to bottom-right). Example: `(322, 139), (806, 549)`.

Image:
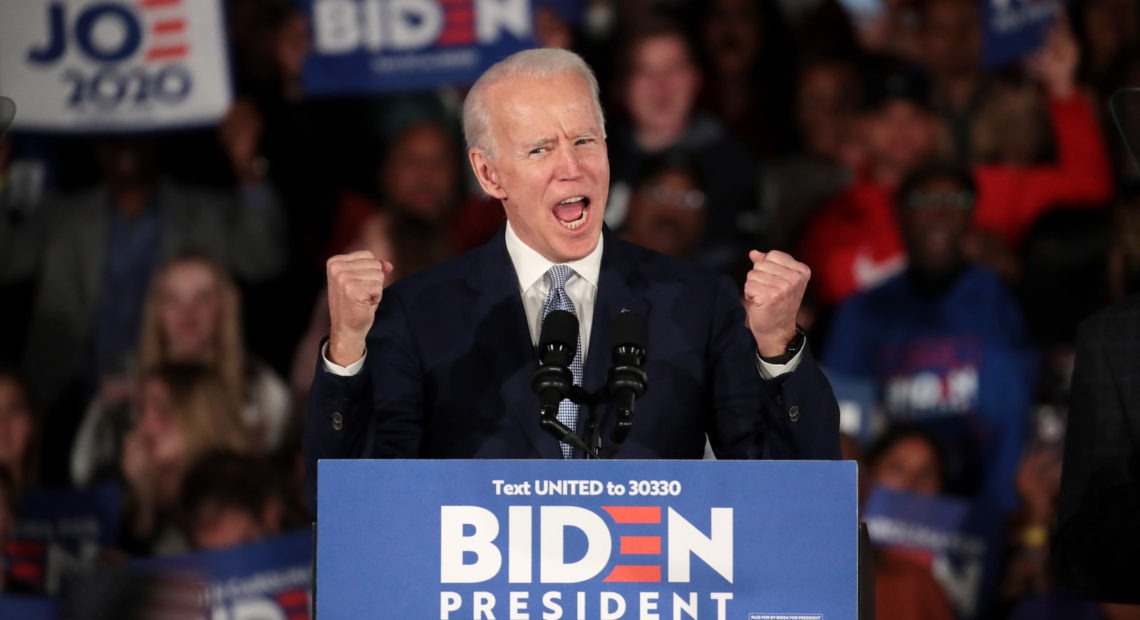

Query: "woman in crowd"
(862, 425), (957, 620)
(0, 369), (40, 494)
(71, 254), (290, 485)
(119, 362), (254, 556)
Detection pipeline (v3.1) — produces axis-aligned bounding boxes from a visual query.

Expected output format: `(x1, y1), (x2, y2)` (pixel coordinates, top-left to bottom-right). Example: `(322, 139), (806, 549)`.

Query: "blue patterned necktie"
(541, 264), (582, 458)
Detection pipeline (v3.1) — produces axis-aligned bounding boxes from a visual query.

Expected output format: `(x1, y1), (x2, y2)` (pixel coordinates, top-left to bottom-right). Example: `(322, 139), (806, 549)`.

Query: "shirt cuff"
(755, 348), (804, 379)
(321, 341), (366, 376)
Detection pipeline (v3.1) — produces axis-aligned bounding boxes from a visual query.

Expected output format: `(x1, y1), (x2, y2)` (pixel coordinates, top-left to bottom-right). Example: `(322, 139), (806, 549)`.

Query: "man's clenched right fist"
(327, 251), (393, 366)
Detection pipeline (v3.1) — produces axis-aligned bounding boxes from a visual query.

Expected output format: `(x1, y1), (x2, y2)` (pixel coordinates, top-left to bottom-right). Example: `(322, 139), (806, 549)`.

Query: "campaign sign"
(862, 487), (1003, 620)
(317, 459), (858, 620)
(982, 0), (1060, 68)
(4, 483), (122, 595)
(0, 0), (231, 132)
(303, 0), (537, 94)
(132, 529), (313, 620)
(0, 595), (58, 620)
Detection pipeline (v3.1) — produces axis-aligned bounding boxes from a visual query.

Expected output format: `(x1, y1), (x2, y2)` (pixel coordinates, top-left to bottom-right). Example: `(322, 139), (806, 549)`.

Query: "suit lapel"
(468, 229), (564, 459)
(579, 231), (651, 452)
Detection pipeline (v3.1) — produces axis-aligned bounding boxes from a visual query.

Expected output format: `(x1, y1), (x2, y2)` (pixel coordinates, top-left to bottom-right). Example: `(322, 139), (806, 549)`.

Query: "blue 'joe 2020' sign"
(317, 459), (858, 619)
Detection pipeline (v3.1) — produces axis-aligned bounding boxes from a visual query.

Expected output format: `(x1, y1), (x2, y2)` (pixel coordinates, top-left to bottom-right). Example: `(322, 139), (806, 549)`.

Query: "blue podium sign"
(317, 460), (857, 620)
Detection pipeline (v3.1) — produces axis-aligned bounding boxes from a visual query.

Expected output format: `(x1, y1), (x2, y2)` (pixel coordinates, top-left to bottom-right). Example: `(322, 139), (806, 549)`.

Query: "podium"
(316, 460), (865, 619)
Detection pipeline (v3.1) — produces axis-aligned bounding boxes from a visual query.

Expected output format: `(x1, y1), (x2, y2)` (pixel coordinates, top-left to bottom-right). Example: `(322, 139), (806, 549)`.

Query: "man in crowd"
(0, 104), (286, 484)
(823, 163), (1034, 512)
(605, 17), (760, 273)
(304, 48), (840, 507)
(797, 22), (1112, 306)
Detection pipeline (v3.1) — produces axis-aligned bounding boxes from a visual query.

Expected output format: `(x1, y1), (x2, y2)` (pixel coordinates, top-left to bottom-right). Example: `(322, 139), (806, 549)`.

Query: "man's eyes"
(529, 138), (596, 154)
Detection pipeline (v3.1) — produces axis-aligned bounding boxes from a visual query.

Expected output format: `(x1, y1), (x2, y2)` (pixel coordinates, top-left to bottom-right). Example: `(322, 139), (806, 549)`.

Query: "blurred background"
(0, 0), (1137, 617)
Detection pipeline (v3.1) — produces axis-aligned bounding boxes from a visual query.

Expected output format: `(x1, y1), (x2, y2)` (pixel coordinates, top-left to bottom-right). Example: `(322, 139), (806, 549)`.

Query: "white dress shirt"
(504, 222), (603, 360)
(321, 223), (801, 378)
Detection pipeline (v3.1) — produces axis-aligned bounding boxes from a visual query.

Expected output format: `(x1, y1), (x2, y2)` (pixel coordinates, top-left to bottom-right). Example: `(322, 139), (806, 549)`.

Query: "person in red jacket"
(798, 22), (1112, 306)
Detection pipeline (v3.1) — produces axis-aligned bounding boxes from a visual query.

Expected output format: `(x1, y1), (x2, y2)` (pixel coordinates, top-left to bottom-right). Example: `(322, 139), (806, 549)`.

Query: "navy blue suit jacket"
(1055, 293), (1140, 602)
(305, 228), (840, 506)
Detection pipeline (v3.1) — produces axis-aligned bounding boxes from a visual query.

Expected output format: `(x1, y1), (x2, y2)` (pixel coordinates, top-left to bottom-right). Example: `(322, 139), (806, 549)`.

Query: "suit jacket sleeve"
(706, 276), (841, 461)
(1053, 312), (1140, 603)
(303, 288), (425, 508)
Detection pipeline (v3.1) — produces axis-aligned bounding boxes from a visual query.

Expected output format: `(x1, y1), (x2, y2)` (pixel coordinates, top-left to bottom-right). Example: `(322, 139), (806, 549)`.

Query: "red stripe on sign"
(620, 536), (661, 555)
(11, 563), (44, 581)
(437, 31), (475, 45)
(603, 565), (662, 582)
(141, 0), (181, 8)
(603, 506), (661, 524)
(447, 8), (474, 21)
(152, 19), (186, 34)
(5, 540), (45, 554)
(278, 590), (308, 607)
(287, 615), (309, 620)
(147, 45), (188, 61)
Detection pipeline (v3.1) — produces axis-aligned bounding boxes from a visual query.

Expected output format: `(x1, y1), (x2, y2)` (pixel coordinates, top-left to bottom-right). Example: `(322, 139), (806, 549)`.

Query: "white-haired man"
(304, 49), (840, 507)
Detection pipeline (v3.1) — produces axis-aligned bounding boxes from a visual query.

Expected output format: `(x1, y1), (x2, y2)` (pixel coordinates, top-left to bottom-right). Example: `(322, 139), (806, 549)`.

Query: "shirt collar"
(504, 221), (603, 292)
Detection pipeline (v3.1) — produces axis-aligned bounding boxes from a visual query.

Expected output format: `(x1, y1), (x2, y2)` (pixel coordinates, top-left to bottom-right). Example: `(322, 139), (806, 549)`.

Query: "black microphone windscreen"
(539, 309), (579, 366)
(612, 312), (648, 351)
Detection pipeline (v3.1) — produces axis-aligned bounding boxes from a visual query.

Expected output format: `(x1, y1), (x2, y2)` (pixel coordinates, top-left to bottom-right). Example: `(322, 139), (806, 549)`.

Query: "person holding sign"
(304, 48), (840, 507)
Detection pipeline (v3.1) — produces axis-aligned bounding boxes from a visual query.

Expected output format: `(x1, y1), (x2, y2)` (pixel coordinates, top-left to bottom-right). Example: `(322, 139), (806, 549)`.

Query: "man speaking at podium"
(304, 49), (840, 507)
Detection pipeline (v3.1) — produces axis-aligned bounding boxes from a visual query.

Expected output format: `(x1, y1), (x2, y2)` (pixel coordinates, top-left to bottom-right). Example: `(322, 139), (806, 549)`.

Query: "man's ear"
(469, 148), (508, 200)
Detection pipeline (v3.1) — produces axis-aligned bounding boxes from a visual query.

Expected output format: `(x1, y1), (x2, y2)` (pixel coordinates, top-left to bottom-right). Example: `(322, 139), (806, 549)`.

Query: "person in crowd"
(119, 363), (254, 556)
(1072, 0), (1139, 96)
(326, 118), (467, 264)
(0, 105), (286, 484)
(71, 254), (290, 486)
(534, 0), (580, 51)
(920, 0), (991, 164)
(305, 47), (840, 509)
(823, 162), (1035, 511)
(762, 55), (864, 251)
(1015, 255), (1140, 613)
(863, 424), (946, 498)
(862, 424), (956, 620)
(697, 0), (798, 160)
(0, 465), (40, 596)
(968, 82), (1053, 166)
(619, 149), (708, 260)
(797, 20), (1113, 306)
(178, 451), (292, 551)
(842, 0), (924, 65)
(290, 118), (489, 400)
(1096, 51), (1140, 186)
(605, 16), (761, 273)
(1055, 291), (1140, 604)
(0, 370), (39, 494)
(1000, 436), (1063, 605)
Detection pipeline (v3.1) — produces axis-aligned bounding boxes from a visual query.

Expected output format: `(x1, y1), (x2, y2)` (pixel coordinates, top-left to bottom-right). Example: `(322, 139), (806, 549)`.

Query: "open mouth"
(553, 196), (590, 230)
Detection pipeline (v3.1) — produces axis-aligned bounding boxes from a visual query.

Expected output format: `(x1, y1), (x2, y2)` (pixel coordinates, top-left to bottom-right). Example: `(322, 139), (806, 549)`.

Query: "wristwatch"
(759, 326), (806, 365)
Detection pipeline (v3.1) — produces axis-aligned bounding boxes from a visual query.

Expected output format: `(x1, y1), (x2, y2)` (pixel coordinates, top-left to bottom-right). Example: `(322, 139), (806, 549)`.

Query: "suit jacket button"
(331, 411), (344, 431)
(788, 405), (800, 422)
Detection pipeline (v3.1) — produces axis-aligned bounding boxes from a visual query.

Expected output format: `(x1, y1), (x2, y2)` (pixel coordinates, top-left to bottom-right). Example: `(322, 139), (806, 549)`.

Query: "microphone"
(607, 311), (648, 448)
(532, 310), (595, 457)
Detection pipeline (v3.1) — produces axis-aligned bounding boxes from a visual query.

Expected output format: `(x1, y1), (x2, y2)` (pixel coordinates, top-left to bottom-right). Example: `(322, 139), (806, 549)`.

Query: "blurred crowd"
(2, 0), (1139, 617)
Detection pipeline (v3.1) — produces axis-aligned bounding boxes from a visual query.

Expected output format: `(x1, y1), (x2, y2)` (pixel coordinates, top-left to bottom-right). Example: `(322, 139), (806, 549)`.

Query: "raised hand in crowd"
(217, 98), (266, 185)
(1025, 16), (1079, 99)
